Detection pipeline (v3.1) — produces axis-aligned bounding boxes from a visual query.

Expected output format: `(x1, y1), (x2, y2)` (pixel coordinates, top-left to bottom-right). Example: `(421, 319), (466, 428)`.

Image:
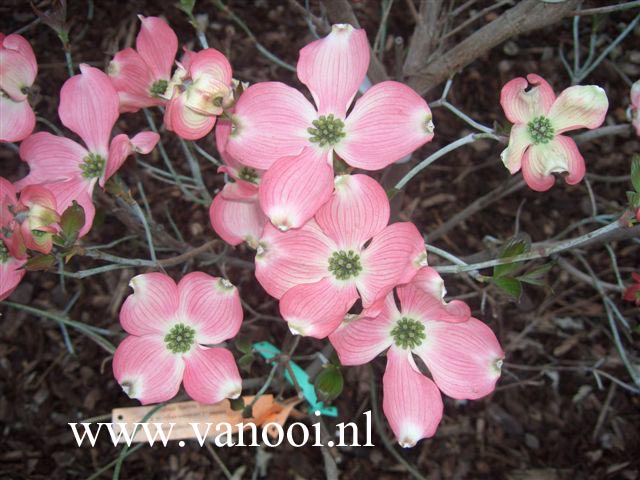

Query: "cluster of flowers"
(1, 15), (636, 447)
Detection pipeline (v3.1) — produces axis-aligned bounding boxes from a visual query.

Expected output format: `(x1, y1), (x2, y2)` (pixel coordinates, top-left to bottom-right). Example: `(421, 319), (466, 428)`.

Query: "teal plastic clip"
(253, 341), (338, 417)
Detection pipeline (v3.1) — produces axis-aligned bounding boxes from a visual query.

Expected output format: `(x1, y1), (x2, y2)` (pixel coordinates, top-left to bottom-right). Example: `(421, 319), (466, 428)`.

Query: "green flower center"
(328, 250), (362, 280)
(150, 79), (168, 98)
(80, 153), (106, 179)
(164, 323), (196, 354)
(238, 167), (259, 184)
(0, 241), (9, 263)
(391, 317), (426, 350)
(527, 115), (555, 144)
(31, 230), (47, 238)
(308, 114), (346, 147)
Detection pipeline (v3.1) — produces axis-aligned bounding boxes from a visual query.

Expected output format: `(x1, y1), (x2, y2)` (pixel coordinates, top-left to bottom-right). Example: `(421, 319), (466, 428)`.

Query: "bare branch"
(407, 0), (579, 94)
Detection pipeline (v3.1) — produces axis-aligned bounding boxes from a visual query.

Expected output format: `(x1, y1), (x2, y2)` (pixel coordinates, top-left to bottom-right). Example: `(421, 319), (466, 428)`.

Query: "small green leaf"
(60, 201), (85, 240)
(238, 353), (254, 370)
(631, 155), (640, 193)
(235, 336), (253, 354)
(494, 277), (522, 300)
(175, 0), (196, 16)
(627, 191), (640, 209)
(494, 234), (531, 278)
(314, 364), (344, 403)
(230, 397), (245, 411)
(25, 254), (56, 271)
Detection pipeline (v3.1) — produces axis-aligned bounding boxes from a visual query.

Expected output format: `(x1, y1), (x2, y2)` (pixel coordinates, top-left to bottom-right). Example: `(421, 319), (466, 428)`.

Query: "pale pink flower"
(0, 177), (59, 256)
(0, 235), (25, 301)
(15, 64), (159, 237)
(255, 174), (427, 338)
(164, 48), (233, 140)
(630, 80), (640, 136)
(108, 16), (178, 113)
(500, 74), (608, 191)
(224, 24), (434, 230)
(330, 267), (504, 447)
(0, 33), (37, 143)
(209, 118), (267, 247)
(113, 272), (244, 405)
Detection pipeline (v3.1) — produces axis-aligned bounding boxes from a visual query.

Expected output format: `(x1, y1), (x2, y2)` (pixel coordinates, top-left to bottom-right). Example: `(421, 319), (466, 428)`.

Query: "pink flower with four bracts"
(223, 24), (434, 230)
(0, 33), (37, 143)
(209, 118), (267, 247)
(16, 65), (159, 237)
(108, 16), (178, 113)
(0, 176), (59, 257)
(113, 272), (243, 405)
(330, 267), (504, 447)
(255, 174), (427, 338)
(500, 74), (608, 191)
(164, 48), (234, 140)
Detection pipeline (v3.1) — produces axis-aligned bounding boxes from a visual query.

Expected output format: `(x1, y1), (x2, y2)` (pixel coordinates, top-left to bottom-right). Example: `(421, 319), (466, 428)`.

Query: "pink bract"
(255, 174), (427, 338)
(0, 176), (59, 257)
(113, 272), (244, 405)
(500, 74), (608, 191)
(0, 33), (37, 143)
(108, 16), (178, 113)
(329, 267), (504, 447)
(631, 80), (640, 136)
(15, 64), (159, 237)
(164, 48), (233, 140)
(225, 24), (434, 229)
(209, 118), (267, 247)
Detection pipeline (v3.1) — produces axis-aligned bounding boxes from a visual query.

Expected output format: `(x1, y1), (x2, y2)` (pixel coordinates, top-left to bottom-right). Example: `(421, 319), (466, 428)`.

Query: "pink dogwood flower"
(0, 33), (37, 143)
(15, 64), (159, 237)
(255, 174), (427, 338)
(223, 24), (434, 230)
(209, 118), (267, 247)
(108, 16), (178, 113)
(500, 74), (608, 192)
(0, 177), (59, 257)
(113, 272), (244, 405)
(0, 235), (25, 301)
(630, 80), (640, 136)
(330, 267), (504, 447)
(163, 48), (233, 140)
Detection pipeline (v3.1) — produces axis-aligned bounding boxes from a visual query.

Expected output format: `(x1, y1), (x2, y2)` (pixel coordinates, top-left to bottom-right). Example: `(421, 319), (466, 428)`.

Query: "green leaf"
(494, 234), (531, 278)
(314, 364), (344, 403)
(175, 0), (196, 16)
(238, 353), (254, 371)
(631, 155), (640, 193)
(24, 254), (56, 271)
(494, 277), (522, 300)
(230, 397), (245, 411)
(235, 336), (253, 354)
(60, 201), (85, 241)
(627, 191), (640, 209)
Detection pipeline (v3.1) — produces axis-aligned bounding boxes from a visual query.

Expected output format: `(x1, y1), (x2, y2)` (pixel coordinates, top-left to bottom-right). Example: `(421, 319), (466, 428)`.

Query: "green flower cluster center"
(149, 79), (168, 98)
(0, 241), (9, 263)
(527, 115), (555, 144)
(164, 323), (196, 354)
(238, 167), (259, 184)
(80, 153), (106, 179)
(328, 250), (362, 280)
(391, 317), (426, 350)
(308, 114), (346, 147)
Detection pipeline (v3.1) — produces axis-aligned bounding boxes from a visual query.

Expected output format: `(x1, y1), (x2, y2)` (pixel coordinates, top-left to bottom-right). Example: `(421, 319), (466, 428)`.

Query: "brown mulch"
(1, 1), (639, 479)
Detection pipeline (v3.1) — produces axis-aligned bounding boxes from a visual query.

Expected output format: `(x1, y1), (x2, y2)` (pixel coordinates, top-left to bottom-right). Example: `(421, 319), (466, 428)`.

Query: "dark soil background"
(1, 1), (639, 479)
